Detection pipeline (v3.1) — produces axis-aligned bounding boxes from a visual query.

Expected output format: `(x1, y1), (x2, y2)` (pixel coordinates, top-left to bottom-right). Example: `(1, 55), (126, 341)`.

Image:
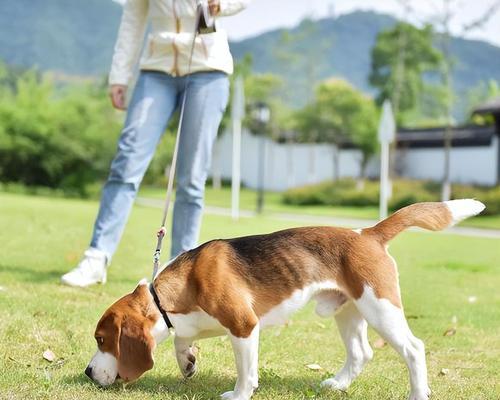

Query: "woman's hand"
(109, 84), (128, 110)
(208, 0), (220, 16)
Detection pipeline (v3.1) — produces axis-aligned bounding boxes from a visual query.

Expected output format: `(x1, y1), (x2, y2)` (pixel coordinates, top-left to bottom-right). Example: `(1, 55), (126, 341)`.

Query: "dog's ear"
(117, 323), (154, 382)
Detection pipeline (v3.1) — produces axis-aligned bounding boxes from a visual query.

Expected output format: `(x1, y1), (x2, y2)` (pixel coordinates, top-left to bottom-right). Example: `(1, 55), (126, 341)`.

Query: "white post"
(379, 140), (390, 220)
(378, 100), (396, 220)
(231, 76), (245, 221)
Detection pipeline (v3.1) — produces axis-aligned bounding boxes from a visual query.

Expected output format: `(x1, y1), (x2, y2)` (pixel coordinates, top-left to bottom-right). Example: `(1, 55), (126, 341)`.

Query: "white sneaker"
(61, 248), (108, 287)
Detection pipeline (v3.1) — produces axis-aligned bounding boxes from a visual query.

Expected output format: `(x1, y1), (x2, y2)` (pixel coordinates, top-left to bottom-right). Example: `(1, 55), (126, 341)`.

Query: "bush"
(0, 71), (122, 196)
(282, 178), (500, 215)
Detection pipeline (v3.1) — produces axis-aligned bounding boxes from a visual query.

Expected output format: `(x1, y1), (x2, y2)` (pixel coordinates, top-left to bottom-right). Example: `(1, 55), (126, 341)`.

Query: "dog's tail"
(365, 199), (485, 243)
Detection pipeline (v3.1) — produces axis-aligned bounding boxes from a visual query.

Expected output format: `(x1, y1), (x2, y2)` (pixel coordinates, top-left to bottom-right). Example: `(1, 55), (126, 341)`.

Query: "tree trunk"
(357, 154), (369, 191)
(332, 144), (340, 181)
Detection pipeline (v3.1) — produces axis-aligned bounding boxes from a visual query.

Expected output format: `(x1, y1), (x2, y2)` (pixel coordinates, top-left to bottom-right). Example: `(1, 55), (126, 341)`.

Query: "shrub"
(282, 178), (500, 215)
(0, 72), (122, 196)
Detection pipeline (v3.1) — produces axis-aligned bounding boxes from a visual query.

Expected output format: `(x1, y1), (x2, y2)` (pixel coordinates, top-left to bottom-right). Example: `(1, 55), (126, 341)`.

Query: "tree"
(294, 79), (378, 182)
(467, 80), (500, 125)
(425, 0), (500, 200)
(369, 22), (442, 124)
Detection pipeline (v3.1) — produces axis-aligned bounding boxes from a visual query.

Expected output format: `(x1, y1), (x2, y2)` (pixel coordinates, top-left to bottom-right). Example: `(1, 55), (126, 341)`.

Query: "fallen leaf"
(443, 328), (456, 337)
(451, 315), (458, 325)
(438, 368), (449, 376)
(468, 296), (477, 304)
(43, 349), (56, 362)
(305, 363), (322, 371)
(373, 338), (387, 348)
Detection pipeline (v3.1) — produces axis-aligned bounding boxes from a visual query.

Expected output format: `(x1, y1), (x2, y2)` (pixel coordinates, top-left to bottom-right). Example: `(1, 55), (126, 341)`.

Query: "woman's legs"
(171, 71), (229, 258)
(90, 72), (179, 261)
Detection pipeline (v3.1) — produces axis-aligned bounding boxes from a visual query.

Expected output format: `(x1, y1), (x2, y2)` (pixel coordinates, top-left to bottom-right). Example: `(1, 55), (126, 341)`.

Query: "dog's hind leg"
(354, 286), (430, 400)
(321, 301), (373, 391)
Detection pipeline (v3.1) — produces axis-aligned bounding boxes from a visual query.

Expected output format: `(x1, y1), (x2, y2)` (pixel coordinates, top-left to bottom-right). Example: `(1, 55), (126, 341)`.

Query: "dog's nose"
(84, 366), (93, 379)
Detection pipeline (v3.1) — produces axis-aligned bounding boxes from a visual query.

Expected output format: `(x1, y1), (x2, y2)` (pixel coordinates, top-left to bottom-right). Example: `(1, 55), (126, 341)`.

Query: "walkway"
(136, 197), (500, 240)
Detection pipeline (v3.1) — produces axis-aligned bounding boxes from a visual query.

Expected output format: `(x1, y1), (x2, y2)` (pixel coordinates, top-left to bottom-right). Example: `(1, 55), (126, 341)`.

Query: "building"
(210, 100), (500, 191)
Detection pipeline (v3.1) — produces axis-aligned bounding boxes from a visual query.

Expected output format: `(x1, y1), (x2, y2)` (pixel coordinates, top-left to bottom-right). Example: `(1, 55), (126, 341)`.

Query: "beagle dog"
(85, 199), (484, 400)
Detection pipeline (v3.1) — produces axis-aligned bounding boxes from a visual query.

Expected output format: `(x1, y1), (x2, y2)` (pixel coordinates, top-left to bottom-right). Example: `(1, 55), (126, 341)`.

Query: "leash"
(152, 2), (206, 281)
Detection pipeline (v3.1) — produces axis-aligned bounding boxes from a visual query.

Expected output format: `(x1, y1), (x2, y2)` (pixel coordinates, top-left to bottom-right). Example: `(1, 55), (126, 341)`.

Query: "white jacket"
(109, 0), (250, 85)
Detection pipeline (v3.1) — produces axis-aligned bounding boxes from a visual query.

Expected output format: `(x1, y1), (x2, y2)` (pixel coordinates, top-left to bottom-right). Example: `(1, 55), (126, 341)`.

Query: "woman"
(62, 0), (249, 287)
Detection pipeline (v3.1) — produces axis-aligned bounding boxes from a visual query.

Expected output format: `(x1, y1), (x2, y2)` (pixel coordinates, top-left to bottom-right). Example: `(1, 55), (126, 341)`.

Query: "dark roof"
(472, 97), (500, 115)
(397, 125), (495, 148)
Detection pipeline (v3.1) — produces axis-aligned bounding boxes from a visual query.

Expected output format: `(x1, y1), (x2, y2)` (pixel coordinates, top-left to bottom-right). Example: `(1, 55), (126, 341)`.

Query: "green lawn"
(1, 192), (499, 400)
(140, 186), (500, 230)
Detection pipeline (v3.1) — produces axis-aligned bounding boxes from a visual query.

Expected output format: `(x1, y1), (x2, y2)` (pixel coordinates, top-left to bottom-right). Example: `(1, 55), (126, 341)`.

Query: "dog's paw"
(181, 353), (197, 378)
(408, 387), (431, 400)
(220, 390), (251, 400)
(320, 378), (349, 392)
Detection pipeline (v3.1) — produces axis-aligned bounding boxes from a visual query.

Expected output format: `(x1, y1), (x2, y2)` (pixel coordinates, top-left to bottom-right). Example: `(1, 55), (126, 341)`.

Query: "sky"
(112, 0), (500, 47)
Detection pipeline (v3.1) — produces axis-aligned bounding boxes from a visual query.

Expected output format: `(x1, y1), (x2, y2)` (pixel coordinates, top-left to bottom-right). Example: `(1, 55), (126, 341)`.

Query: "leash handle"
(152, 5), (203, 281)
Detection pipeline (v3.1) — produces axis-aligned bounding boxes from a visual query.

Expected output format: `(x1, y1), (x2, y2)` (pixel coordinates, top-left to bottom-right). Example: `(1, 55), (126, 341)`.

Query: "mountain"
(0, 0), (121, 77)
(229, 12), (500, 109)
(1, 1), (500, 113)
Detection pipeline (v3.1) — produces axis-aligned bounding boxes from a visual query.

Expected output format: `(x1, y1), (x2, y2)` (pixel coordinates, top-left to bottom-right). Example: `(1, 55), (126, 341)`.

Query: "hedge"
(282, 178), (500, 216)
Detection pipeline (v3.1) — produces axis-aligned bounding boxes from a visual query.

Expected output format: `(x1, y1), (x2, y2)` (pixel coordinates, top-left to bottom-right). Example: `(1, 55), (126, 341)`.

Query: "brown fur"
(364, 202), (453, 243)
(94, 283), (157, 382)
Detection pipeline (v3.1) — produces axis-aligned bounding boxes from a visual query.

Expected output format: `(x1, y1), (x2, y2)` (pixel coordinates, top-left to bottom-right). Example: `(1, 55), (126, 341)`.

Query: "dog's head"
(85, 280), (170, 386)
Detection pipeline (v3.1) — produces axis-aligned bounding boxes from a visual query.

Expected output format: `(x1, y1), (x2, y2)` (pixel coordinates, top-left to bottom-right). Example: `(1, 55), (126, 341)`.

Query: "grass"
(140, 185), (500, 230)
(1, 192), (499, 400)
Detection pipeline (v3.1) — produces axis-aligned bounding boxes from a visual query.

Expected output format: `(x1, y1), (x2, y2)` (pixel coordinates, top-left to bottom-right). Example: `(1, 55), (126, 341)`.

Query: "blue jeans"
(90, 70), (229, 261)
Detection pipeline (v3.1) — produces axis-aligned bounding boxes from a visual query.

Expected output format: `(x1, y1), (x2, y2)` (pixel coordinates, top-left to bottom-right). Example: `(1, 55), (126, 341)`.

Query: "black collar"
(149, 283), (173, 329)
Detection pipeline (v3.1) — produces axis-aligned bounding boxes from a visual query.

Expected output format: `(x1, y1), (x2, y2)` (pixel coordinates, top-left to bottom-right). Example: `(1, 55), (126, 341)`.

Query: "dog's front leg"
(221, 324), (259, 400)
(174, 336), (197, 378)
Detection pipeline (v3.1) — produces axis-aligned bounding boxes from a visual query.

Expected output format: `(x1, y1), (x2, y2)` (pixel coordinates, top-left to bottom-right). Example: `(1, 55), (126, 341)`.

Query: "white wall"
(210, 130), (499, 191)
(397, 135), (498, 186)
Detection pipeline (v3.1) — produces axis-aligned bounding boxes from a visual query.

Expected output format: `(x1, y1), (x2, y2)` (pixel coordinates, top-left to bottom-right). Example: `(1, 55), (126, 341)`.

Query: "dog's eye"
(95, 336), (104, 345)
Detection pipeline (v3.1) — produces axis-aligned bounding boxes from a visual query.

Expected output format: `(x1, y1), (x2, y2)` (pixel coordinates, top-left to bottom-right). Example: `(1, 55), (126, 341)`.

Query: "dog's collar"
(149, 283), (173, 330)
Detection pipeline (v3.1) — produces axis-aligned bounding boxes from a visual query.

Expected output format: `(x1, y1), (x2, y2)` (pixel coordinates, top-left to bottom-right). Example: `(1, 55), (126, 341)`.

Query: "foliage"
(369, 22), (442, 123)
(0, 68), (122, 196)
(2, 4), (500, 121)
(222, 56), (293, 138)
(467, 79), (500, 125)
(294, 79), (378, 177)
(282, 178), (500, 215)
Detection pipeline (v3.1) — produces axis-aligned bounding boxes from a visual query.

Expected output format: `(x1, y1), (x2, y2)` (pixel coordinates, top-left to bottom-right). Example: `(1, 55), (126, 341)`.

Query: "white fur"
(169, 310), (226, 339)
(321, 301), (373, 390)
(87, 350), (118, 386)
(221, 324), (260, 400)
(150, 318), (170, 344)
(352, 228), (362, 234)
(445, 199), (485, 226)
(259, 281), (340, 328)
(354, 286), (430, 400)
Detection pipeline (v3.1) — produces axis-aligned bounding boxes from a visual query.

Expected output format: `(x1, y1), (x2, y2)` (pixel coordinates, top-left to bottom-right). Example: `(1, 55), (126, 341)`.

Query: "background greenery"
(1, 3), (500, 118)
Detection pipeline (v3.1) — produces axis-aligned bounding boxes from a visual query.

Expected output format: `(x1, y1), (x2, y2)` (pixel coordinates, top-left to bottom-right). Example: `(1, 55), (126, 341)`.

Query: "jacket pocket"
(199, 31), (231, 62)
